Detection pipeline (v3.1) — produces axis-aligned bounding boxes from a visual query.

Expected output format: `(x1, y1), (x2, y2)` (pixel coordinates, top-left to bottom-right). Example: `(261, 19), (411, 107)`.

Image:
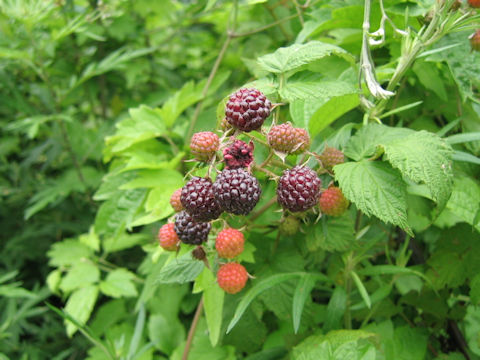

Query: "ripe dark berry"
(267, 123), (309, 154)
(319, 146), (345, 171)
(174, 211), (211, 245)
(470, 30), (480, 52)
(225, 88), (272, 132)
(217, 262), (248, 294)
(181, 177), (222, 222)
(158, 223), (179, 251)
(213, 168), (261, 215)
(319, 186), (349, 216)
(223, 139), (254, 169)
(279, 216), (300, 236)
(468, 0), (480, 8)
(277, 166), (321, 212)
(190, 132), (219, 161)
(215, 228), (245, 259)
(170, 188), (183, 212)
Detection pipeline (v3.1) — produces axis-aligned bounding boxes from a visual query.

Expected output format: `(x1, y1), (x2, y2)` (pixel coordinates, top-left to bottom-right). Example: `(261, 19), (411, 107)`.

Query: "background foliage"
(1, 0), (480, 359)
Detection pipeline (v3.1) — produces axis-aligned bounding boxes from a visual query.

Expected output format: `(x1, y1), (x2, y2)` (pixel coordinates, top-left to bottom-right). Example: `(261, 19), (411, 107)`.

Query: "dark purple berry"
(225, 88), (272, 132)
(277, 166), (321, 212)
(174, 211), (211, 245)
(213, 168), (261, 215)
(180, 177), (222, 222)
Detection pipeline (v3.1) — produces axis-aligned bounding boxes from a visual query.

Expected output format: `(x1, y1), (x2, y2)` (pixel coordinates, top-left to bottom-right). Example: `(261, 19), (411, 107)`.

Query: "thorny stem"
(182, 297), (204, 360)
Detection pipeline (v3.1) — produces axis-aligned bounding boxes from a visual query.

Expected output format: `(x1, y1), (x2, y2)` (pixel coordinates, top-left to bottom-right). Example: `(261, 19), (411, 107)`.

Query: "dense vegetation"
(1, 0), (480, 359)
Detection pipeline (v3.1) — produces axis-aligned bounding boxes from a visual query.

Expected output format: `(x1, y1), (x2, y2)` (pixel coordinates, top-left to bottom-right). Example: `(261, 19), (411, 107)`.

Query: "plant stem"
(249, 195), (278, 222)
(182, 297), (204, 360)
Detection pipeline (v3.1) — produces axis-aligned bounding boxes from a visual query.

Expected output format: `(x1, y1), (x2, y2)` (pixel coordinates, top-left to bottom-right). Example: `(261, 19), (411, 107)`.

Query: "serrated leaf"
(382, 130), (453, 208)
(307, 214), (355, 252)
(258, 41), (354, 74)
(156, 252), (204, 284)
(157, 81), (203, 127)
(292, 329), (376, 360)
(65, 285), (99, 336)
(94, 188), (147, 239)
(292, 274), (317, 334)
(334, 160), (411, 234)
(60, 261), (100, 293)
(227, 272), (329, 333)
(343, 124), (412, 161)
(48, 240), (93, 267)
(99, 269), (138, 298)
(445, 176), (480, 231)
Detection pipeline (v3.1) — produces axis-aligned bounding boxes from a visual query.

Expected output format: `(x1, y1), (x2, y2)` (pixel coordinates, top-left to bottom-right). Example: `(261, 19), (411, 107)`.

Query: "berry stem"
(249, 195), (278, 222)
(182, 297), (204, 360)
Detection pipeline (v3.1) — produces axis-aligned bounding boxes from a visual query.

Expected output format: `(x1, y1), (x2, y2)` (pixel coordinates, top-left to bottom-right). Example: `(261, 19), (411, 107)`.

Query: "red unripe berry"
(158, 223), (179, 251)
(190, 132), (219, 161)
(319, 187), (349, 216)
(468, 0), (480, 8)
(217, 262), (248, 294)
(319, 146), (345, 171)
(215, 228), (245, 259)
(170, 188), (183, 212)
(470, 30), (480, 52)
(267, 123), (310, 154)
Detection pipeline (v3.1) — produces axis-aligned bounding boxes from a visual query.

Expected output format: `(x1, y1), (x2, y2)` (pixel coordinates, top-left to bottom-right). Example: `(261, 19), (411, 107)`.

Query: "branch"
(182, 297), (204, 360)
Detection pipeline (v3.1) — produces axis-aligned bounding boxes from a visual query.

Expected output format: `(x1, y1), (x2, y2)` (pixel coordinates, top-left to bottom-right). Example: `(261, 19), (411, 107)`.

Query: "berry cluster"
(156, 87), (350, 294)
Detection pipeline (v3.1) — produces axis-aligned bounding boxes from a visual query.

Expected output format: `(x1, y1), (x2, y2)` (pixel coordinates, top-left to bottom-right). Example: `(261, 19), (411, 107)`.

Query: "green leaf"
(351, 271), (371, 309)
(359, 265), (427, 279)
(343, 124), (412, 161)
(306, 214), (355, 252)
(470, 274), (480, 305)
(446, 132), (480, 145)
(382, 130), (453, 208)
(156, 252), (204, 284)
(94, 188), (147, 239)
(48, 240), (93, 267)
(292, 274), (317, 334)
(64, 285), (99, 337)
(105, 105), (166, 154)
(47, 303), (116, 359)
(127, 303), (146, 360)
(287, 80), (359, 135)
(121, 169), (184, 189)
(158, 81), (203, 127)
(323, 286), (347, 332)
(227, 272), (328, 333)
(292, 329), (376, 360)
(104, 233), (149, 253)
(334, 161), (411, 234)
(99, 269), (138, 298)
(444, 176), (480, 231)
(148, 314), (185, 355)
(60, 261), (100, 293)
(257, 41), (354, 75)
(452, 150), (480, 165)
(196, 268), (224, 346)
